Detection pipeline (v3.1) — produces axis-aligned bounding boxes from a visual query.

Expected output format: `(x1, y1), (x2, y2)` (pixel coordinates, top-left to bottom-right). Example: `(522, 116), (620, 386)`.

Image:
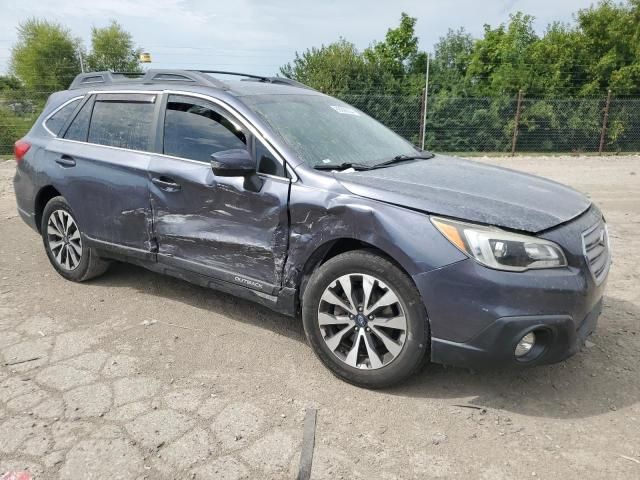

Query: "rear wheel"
(302, 250), (429, 388)
(41, 196), (109, 282)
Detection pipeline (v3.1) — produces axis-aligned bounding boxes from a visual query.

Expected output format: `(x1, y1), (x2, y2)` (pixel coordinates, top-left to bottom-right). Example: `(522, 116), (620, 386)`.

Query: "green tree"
(9, 18), (81, 96)
(527, 23), (589, 97)
(576, 0), (640, 95)
(364, 12), (419, 72)
(429, 28), (474, 95)
(280, 39), (373, 95)
(86, 20), (142, 72)
(281, 13), (425, 96)
(466, 12), (538, 96)
(362, 12), (425, 95)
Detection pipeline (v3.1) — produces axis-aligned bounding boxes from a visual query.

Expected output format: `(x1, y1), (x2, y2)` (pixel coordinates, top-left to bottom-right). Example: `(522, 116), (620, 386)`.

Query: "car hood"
(336, 155), (591, 233)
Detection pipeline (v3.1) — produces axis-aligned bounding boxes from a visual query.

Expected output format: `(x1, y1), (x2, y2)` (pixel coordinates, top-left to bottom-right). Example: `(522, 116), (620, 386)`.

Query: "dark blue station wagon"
(13, 70), (610, 387)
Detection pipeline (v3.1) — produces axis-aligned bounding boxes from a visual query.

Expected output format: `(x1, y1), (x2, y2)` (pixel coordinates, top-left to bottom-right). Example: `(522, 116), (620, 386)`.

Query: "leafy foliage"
(86, 21), (142, 73)
(280, 39), (373, 95)
(282, 2), (640, 99)
(9, 19), (81, 98)
(0, 107), (37, 154)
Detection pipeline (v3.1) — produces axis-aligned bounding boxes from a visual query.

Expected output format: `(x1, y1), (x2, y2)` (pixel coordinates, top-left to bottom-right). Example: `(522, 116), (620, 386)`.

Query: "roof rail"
(68, 69), (313, 91)
(68, 70), (229, 90)
(193, 70), (269, 81)
(192, 70), (314, 90)
(267, 77), (314, 90)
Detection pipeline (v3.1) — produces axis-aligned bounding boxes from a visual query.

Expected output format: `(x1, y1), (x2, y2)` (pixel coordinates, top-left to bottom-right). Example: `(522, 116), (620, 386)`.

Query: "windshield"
(242, 93), (419, 168)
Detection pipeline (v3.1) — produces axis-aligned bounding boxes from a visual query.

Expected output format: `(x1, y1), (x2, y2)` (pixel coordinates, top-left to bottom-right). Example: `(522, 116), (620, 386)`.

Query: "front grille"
(581, 220), (610, 285)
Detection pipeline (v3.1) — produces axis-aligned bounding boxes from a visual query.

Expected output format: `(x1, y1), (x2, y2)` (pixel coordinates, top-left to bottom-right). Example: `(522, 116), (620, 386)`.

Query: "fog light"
(515, 332), (536, 357)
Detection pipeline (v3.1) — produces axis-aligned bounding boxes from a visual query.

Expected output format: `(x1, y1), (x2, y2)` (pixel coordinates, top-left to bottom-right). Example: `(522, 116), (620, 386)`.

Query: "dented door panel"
(148, 155), (290, 293)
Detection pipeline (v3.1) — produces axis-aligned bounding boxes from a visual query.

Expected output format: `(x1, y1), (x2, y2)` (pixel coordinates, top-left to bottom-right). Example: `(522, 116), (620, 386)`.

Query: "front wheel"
(302, 250), (430, 388)
(41, 196), (110, 282)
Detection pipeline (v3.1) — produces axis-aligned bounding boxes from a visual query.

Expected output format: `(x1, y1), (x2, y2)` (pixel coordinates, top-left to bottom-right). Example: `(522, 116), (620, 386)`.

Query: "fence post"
(420, 53), (430, 151)
(599, 89), (612, 154)
(511, 89), (524, 156)
(419, 89), (426, 148)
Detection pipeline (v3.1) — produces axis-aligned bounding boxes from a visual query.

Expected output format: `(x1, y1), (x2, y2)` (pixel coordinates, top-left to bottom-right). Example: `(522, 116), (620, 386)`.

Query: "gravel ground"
(0, 155), (639, 479)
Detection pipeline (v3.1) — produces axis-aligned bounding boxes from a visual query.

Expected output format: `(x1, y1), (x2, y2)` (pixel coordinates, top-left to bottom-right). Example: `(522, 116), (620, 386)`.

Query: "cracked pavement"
(1, 156), (639, 479)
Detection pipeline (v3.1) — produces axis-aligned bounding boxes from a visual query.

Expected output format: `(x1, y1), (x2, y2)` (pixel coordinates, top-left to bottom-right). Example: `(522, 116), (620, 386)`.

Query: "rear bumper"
(17, 204), (38, 231)
(430, 298), (602, 369)
(13, 164), (39, 232)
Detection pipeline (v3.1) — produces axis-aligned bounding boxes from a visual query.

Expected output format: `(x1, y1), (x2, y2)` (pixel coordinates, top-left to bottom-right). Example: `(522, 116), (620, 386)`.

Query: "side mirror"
(210, 148), (263, 192)
(210, 149), (255, 177)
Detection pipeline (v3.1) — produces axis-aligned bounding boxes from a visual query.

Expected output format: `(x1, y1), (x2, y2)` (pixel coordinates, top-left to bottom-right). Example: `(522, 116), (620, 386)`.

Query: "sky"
(0, 0), (597, 76)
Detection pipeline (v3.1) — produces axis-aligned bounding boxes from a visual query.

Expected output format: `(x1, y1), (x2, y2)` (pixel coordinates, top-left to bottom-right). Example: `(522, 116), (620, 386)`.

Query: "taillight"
(14, 140), (31, 163)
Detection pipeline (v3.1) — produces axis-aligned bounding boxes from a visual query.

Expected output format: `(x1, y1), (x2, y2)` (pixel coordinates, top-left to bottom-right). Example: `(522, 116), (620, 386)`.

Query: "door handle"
(55, 155), (76, 167)
(152, 176), (181, 191)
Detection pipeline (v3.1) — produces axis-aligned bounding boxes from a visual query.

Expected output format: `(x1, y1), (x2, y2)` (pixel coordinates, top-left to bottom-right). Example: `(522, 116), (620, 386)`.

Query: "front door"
(148, 94), (290, 294)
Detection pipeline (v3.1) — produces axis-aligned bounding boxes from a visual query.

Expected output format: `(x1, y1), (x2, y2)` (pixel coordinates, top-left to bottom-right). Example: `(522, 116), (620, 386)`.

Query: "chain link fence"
(338, 93), (424, 144)
(1, 90), (639, 155)
(340, 92), (640, 154)
(0, 90), (41, 154)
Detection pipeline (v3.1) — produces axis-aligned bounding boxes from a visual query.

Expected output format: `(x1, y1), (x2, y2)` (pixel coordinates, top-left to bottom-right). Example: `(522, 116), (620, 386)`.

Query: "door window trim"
(44, 89), (297, 182)
(159, 90), (295, 181)
(160, 93), (250, 165)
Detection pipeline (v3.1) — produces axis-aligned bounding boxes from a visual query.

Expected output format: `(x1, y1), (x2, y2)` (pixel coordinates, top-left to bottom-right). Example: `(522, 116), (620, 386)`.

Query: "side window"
(45, 98), (82, 136)
(255, 139), (284, 177)
(64, 99), (93, 142)
(88, 94), (156, 151)
(163, 95), (247, 162)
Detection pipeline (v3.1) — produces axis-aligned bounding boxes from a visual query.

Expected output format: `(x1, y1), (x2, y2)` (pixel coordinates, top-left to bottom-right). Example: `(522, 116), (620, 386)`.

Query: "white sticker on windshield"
(330, 105), (360, 116)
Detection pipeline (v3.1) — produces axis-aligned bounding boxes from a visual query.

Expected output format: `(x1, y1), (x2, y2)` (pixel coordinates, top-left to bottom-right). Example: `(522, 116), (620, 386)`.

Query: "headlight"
(431, 216), (567, 271)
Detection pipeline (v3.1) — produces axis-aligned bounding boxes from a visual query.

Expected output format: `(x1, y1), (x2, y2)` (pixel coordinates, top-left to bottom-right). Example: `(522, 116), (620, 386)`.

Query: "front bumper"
(414, 206), (608, 369)
(430, 298), (602, 368)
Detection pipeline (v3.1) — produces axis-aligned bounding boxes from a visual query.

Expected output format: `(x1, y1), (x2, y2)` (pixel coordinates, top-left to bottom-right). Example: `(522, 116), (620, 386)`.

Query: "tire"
(41, 196), (109, 282)
(302, 250), (430, 388)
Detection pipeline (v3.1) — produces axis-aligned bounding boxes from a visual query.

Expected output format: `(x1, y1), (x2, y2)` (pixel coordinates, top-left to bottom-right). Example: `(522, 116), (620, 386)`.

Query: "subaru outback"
(12, 70), (610, 388)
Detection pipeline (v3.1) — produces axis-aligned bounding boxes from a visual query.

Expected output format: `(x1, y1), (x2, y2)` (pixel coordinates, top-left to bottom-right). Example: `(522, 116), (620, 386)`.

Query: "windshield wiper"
(371, 152), (435, 169)
(313, 162), (373, 171)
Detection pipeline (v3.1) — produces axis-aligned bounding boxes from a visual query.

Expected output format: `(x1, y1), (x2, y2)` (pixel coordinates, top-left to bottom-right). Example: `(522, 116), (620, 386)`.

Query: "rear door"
(148, 93), (291, 294)
(46, 92), (159, 256)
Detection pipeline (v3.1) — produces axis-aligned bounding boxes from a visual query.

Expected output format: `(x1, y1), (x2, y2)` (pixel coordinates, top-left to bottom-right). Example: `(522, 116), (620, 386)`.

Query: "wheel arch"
(34, 185), (62, 232)
(296, 237), (417, 309)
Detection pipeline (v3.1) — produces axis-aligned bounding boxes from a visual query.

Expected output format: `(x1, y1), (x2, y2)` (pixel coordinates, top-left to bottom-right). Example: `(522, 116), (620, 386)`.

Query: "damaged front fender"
(283, 178), (467, 291)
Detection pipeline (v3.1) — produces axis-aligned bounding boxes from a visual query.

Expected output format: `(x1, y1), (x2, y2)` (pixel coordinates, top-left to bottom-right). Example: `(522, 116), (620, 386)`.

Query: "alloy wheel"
(47, 209), (82, 271)
(318, 273), (407, 370)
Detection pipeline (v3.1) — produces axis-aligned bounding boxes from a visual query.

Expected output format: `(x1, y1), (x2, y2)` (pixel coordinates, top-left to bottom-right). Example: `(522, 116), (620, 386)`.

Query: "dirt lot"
(0, 155), (639, 479)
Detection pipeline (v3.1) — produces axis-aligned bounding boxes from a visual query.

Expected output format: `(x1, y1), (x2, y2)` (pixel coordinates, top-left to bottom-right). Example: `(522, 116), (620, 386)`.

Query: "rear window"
(45, 98), (82, 135)
(64, 99), (94, 142)
(88, 94), (156, 151)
